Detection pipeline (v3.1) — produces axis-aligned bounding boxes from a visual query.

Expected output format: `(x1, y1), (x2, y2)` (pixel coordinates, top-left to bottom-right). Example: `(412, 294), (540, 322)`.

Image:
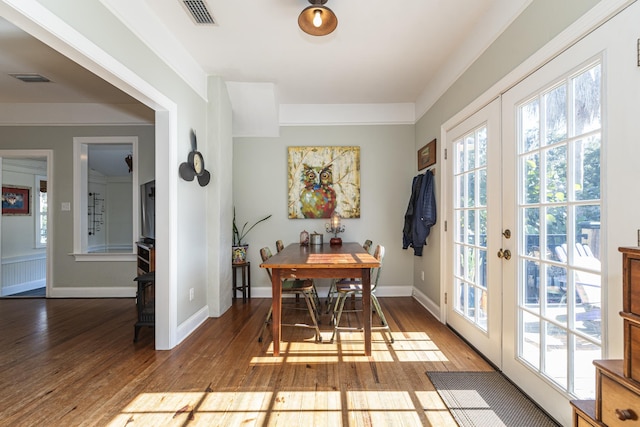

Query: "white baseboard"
(48, 286), (136, 298)
(176, 305), (209, 345)
(411, 287), (442, 321)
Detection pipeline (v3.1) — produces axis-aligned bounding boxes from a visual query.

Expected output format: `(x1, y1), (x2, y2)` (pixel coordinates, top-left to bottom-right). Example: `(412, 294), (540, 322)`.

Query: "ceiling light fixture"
(298, 0), (337, 36)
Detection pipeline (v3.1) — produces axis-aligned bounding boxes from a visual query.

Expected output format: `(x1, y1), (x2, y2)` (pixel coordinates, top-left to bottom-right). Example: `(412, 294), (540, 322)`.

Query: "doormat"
(426, 371), (560, 427)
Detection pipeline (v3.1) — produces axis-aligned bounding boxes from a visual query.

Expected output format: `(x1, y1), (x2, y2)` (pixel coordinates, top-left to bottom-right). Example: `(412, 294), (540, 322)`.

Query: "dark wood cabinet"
(137, 242), (155, 274)
(134, 242), (155, 342)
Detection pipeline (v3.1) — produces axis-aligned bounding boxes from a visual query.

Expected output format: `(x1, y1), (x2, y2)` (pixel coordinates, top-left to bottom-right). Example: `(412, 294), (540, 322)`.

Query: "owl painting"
(299, 164), (336, 218)
(287, 146), (360, 219)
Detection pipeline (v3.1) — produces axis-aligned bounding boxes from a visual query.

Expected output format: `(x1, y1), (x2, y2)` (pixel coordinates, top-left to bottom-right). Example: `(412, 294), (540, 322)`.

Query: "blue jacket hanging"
(402, 170), (436, 256)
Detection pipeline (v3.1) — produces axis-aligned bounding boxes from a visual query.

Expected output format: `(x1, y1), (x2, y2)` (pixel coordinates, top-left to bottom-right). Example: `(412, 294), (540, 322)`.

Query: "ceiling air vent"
(182, 0), (216, 25)
(9, 73), (51, 83)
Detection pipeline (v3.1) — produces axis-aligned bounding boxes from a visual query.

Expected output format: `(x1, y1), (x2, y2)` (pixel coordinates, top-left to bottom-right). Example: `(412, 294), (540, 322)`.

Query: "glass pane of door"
(453, 126), (488, 330)
(517, 62), (602, 399)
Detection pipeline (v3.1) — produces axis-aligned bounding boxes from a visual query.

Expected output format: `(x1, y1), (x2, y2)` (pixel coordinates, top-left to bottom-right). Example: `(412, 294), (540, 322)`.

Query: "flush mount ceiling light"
(298, 0), (337, 36)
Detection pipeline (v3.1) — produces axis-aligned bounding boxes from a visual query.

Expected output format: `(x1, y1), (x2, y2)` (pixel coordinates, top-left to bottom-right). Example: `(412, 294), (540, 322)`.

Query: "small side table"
(232, 261), (251, 302)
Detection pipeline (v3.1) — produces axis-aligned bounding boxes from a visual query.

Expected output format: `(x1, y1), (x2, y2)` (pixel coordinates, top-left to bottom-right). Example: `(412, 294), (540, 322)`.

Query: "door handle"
(497, 249), (511, 260)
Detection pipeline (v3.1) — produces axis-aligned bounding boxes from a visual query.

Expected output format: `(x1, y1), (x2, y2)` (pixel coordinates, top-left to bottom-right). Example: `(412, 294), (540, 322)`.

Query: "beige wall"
(0, 125), (154, 288)
(234, 124), (416, 293)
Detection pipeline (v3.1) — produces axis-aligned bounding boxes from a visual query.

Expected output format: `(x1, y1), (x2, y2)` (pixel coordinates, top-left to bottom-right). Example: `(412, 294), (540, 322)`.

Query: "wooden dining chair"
(330, 244), (394, 343)
(275, 240), (285, 253)
(325, 239), (373, 313)
(258, 246), (322, 343)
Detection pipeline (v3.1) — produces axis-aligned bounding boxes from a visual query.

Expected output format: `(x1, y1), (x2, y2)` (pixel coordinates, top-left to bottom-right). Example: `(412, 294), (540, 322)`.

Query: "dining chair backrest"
(260, 246), (273, 281)
(363, 239), (373, 254)
(276, 240), (285, 253)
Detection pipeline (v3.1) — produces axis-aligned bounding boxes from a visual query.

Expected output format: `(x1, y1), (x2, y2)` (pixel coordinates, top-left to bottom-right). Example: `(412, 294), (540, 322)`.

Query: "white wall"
(233, 124), (416, 295)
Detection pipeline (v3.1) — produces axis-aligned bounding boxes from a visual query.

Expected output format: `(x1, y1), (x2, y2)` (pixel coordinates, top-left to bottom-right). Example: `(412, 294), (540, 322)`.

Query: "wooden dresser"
(571, 247), (640, 426)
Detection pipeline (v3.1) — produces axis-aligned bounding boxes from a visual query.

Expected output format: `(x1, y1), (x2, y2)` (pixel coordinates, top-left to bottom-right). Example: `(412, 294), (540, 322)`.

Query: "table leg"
(362, 267), (371, 356)
(272, 268), (282, 356)
(241, 266), (247, 302)
(232, 268), (237, 300)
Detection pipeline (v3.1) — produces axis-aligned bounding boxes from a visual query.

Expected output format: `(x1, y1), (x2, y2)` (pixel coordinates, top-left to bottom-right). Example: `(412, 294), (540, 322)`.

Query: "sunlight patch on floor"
(250, 331), (449, 364)
(108, 390), (456, 426)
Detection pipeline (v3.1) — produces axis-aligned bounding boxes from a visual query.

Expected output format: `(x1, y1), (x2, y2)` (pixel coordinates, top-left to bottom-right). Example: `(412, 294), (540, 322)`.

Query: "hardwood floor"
(0, 296), (492, 426)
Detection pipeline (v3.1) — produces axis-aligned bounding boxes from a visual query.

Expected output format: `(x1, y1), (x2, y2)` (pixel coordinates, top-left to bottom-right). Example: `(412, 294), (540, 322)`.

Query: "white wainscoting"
(1, 253), (46, 296)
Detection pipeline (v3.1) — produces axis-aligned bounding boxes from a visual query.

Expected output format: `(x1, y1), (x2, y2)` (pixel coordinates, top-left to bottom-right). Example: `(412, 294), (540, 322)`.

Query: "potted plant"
(232, 208), (272, 264)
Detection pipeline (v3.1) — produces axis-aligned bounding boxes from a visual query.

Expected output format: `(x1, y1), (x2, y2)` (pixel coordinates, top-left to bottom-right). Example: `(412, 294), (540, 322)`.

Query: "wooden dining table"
(260, 242), (380, 356)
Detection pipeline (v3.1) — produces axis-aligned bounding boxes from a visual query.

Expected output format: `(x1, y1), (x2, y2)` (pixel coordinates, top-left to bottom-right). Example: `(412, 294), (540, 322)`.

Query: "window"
(72, 136), (138, 261)
(35, 175), (47, 248)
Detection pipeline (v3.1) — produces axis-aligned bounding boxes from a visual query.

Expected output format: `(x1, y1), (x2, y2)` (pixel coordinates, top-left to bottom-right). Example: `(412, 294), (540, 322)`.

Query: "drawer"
(576, 413), (599, 427)
(138, 246), (150, 258)
(601, 374), (640, 426)
(571, 400), (599, 427)
(626, 257), (640, 316)
(625, 319), (640, 381)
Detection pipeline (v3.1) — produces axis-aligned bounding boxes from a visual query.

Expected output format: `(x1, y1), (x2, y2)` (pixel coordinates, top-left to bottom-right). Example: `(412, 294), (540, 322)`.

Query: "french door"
(445, 98), (502, 366)
(500, 55), (603, 425)
(444, 6), (623, 422)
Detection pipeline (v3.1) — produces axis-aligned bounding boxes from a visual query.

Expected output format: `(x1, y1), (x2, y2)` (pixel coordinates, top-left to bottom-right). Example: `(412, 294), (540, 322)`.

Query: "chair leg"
(330, 292), (349, 343)
(325, 279), (336, 314)
(371, 294), (394, 343)
(307, 289), (321, 324)
(302, 291), (322, 342)
(258, 306), (273, 343)
(310, 281), (322, 317)
(331, 289), (343, 325)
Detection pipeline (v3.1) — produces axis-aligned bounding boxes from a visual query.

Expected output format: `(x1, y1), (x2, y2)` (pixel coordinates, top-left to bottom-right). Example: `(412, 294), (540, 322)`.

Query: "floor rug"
(426, 371), (560, 427)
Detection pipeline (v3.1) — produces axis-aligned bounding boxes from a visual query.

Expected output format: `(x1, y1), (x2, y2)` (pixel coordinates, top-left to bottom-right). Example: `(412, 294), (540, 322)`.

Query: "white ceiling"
(141, 0), (531, 105)
(0, 0), (531, 125)
(0, 17), (138, 104)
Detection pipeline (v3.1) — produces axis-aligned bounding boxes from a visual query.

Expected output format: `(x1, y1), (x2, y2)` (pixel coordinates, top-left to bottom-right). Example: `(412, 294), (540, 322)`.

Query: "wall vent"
(9, 73), (51, 83)
(182, 1), (216, 25)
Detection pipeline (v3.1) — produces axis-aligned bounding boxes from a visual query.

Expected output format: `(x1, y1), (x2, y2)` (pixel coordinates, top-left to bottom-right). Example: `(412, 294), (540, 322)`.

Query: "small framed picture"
(418, 139), (437, 171)
(2, 186), (31, 215)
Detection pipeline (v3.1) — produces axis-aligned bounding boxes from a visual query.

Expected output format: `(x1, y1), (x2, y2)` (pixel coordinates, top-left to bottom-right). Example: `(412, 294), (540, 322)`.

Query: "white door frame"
(0, 0), (179, 349)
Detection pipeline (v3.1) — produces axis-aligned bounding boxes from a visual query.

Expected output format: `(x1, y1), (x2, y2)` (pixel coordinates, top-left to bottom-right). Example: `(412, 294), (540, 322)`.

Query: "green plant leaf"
(232, 207), (272, 246)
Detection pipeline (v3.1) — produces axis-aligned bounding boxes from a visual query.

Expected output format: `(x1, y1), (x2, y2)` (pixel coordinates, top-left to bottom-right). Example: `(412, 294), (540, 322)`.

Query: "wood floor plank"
(0, 296), (492, 426)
